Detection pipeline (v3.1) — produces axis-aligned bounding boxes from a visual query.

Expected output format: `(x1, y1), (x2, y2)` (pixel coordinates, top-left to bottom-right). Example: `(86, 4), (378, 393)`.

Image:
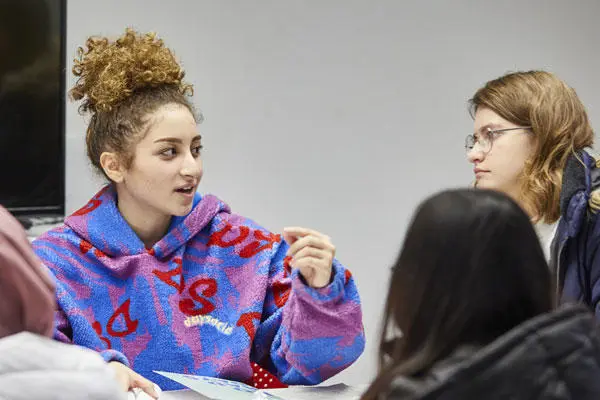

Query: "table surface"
(160, 384), (369, 400)
(161, 390), (208, 400)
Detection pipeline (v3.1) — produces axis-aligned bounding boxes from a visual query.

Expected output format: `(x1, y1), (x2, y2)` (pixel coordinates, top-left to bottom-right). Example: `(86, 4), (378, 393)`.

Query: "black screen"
(0, 0), (65, 216)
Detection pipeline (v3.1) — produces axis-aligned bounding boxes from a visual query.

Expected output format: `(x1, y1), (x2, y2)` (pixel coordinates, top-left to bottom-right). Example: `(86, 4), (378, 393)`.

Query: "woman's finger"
(292, 246), (331, 263)
(293, 256), (325, 271)
(287, 235), (334, 257)
(283, 227), (328, 240)
(131, 371), (159, 399)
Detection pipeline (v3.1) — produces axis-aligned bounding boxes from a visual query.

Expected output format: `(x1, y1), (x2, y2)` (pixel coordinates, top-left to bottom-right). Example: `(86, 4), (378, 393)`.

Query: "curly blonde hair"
(470, 71), (594, 223)
(69, 28), (200, 175)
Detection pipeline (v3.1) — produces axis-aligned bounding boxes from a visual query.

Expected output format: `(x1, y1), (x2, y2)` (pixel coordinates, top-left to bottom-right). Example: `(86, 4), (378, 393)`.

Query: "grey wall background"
(66, 0), (600, 385)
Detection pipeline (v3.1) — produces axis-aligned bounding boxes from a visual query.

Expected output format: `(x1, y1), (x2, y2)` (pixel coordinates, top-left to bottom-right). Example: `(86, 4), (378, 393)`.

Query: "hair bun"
(70, 28), (193, 113)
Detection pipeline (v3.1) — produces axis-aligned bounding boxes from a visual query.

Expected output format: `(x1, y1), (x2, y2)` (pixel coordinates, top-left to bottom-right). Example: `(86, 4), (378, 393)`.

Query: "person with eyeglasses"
(466, 70), (600, 318)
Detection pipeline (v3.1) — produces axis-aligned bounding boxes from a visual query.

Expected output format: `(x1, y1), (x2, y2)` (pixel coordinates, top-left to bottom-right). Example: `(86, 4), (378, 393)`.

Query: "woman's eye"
(192, 145), (203, 156)
(161, 148), (176, 157)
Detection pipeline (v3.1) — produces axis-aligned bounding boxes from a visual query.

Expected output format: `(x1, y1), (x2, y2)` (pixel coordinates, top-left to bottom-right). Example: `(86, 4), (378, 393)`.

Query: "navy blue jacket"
(552, 149), (600, 317)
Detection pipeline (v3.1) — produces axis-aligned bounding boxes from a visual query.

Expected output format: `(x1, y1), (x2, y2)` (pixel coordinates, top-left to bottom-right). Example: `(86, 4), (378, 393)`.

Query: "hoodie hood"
(64, 185), (230, 259)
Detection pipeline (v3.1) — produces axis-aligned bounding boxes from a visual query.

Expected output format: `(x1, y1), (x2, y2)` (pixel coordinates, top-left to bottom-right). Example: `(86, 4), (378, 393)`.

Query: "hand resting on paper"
(110, 361), (161, 398)
(127, 386), (164, 400)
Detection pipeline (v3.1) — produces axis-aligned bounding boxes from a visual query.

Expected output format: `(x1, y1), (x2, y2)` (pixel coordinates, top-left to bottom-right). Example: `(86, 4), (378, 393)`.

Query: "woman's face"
(117, 103), (203, 221)
(468, 107), (535, 199)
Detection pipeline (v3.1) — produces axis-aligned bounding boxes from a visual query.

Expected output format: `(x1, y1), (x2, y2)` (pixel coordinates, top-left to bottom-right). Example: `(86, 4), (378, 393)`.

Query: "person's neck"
(115, 186), (171, 249)
(512, 189), (538, 223)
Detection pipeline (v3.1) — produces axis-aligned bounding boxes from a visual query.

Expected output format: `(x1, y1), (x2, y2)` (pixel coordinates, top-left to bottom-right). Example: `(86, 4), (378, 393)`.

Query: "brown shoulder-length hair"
(469, 70), (594, 223)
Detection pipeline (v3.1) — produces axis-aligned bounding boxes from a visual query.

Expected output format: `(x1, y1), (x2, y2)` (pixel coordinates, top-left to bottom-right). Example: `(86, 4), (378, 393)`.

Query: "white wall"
(66, 0), (600, 384)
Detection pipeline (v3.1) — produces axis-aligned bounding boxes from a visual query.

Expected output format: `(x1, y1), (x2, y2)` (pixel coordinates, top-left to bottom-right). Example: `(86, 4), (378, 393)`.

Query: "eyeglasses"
(465, 126), (532, 154)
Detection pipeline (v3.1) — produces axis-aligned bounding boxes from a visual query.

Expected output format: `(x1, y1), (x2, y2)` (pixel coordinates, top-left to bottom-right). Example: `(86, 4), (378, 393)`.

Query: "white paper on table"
(155, 371), (366, 400)
(154, 371), (284, 400)
(263, 383), (368, 400)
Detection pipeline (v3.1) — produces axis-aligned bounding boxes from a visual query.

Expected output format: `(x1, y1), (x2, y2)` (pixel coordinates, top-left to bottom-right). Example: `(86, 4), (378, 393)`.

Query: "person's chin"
(172, 204), (193, 216)
(474, 177), (495, 190)
(476, 180), (513, 197)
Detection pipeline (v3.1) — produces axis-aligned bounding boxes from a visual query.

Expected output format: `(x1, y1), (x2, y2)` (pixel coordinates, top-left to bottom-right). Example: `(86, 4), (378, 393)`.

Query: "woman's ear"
(99, 152), (124, 183)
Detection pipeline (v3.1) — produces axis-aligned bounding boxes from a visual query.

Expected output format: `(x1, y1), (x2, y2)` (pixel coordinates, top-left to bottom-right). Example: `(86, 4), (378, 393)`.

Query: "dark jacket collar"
(387, 305), (600, 399)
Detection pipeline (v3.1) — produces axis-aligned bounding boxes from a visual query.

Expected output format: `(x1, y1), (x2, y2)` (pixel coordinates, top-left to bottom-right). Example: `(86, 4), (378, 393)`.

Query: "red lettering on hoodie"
(239, 231), (281, 258)
(272, 281), (291, 308)
(72, 186), (108, 216)
(80, 240), (107, 258)
(153, 257), (185, 294)
(179, 278), (217, 316)
(80, 239), (93, 254)
(107, 299), (139, 337)
(92, 321), (112, 349)
(208, 224), (250, 247)
(237, 312), (262, 340)
(209, 223), (282, 258)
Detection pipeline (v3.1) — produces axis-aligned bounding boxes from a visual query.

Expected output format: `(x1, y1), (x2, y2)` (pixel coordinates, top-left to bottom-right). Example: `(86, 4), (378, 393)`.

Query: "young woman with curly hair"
(32, 28), (364, 396)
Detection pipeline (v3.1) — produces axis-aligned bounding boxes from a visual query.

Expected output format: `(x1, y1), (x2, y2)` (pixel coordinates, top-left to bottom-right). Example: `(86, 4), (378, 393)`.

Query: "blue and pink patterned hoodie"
(32, 186), (365, 390)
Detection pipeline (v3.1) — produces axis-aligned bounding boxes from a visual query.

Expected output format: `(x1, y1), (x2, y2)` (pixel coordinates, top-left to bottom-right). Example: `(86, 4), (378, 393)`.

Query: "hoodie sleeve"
(33, 233), (130, 367)
(251, 239), (365, 385)
(53, 308), (129, 365)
